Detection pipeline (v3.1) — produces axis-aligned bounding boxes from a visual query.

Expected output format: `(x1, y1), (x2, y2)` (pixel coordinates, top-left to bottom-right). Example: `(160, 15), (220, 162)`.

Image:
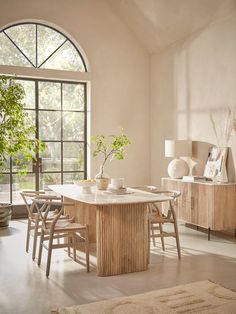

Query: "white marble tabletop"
(49, 184), (171, 205)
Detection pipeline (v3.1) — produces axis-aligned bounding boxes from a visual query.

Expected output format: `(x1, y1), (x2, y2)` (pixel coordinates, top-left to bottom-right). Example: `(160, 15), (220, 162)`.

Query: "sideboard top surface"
(161, 177), (236, 186)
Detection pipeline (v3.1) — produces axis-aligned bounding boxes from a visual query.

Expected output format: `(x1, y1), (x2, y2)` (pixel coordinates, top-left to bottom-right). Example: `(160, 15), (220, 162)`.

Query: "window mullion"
(36, 24), (38, 68)
(35, 80), (40, 191)
(61, 82), (63, 184)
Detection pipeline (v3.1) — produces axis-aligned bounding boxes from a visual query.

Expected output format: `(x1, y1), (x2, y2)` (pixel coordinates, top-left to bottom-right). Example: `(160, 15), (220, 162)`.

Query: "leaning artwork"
(204, 146), (228, 179)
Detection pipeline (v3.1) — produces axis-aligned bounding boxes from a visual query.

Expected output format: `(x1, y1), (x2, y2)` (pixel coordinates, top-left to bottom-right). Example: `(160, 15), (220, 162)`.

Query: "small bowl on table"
(74, 180), (97, 194)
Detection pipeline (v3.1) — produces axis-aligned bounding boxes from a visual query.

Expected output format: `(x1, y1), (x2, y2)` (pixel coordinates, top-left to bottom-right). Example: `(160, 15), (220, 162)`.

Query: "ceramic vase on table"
(215, 147), (228, 183)
(95, 165), (109, 190)
(216, 160), (228, 183)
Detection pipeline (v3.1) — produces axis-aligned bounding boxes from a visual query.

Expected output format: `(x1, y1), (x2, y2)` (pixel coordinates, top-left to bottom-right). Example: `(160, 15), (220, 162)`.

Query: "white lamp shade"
(165, 140), (192, 158)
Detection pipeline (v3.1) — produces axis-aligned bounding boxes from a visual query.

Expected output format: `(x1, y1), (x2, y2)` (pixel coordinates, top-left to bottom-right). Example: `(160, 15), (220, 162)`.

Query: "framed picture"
(203, 147), (228, 178)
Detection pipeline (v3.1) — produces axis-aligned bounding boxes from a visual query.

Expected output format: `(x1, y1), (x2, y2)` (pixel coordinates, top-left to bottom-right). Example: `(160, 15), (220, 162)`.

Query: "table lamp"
(165, 140), (192, 179)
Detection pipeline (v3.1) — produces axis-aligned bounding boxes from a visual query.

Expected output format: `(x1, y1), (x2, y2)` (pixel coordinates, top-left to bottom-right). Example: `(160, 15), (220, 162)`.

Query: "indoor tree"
(0, 75), (46, 173)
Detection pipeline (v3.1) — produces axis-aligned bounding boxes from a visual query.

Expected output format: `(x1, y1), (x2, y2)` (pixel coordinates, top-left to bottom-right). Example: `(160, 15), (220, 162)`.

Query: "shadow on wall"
(192, 141), (236, 182)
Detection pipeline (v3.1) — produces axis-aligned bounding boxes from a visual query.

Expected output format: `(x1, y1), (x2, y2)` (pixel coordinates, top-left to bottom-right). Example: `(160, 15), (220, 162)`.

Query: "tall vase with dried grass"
(210, 105), (236, 147)
(210, 105), (236, 182)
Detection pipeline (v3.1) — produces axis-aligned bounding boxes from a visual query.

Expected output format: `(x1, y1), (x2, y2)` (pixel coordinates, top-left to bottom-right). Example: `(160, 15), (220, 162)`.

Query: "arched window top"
(0, 23), (87, 72)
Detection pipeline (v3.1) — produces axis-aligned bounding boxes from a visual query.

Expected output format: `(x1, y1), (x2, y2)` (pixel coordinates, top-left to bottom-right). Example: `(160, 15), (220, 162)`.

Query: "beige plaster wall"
(151, 12), (236, 186)
(0, 0), (150, 186)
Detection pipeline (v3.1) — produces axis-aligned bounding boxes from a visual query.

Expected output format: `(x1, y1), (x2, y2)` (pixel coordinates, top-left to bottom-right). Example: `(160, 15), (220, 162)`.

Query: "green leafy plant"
(92, 129), (131, 177)
(0, 75), (46, 174)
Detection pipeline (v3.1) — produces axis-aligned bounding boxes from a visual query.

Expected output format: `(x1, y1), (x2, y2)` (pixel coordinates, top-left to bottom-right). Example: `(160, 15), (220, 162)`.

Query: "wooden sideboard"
(161, 178), (236, 238)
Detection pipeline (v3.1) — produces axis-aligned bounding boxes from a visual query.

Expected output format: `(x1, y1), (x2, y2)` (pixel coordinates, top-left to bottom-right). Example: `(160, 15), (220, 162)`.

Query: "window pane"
(12, 174), (35, 204)
(63, 112), (84, 141)
(0, 33), (32, 67)
(40, 173), (61, 190)
(39, 111), (61, 140)
(17, 80), (35, 109)
(37, 25), (66, 67)
(41, 142), (61, 172)
(63, 83), (84, 111)
(41, 41), (85, 72)
(0, 174), (10, 203)
(63, 143), (84, 171)
(63, 172), (84, 184)
(5, 24), (36, 66)
(39, 82), (61, 110)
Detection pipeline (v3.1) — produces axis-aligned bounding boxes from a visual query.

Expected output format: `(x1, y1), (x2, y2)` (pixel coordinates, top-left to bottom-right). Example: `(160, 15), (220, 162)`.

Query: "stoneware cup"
(110, 178), (124, 190)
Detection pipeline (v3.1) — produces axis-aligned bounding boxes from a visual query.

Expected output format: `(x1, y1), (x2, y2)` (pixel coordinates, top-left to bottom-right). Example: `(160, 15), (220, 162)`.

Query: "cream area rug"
(52, 280), (236, 314)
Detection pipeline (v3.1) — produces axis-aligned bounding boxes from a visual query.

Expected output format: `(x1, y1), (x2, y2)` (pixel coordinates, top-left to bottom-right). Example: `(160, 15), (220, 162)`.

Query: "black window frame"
(0, 22), (88, 71)
(2, 76), (88, 204)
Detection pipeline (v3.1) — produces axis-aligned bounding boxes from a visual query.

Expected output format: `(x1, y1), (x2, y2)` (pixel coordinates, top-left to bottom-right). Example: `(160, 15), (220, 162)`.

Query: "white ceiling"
(108, 0), (236, 53)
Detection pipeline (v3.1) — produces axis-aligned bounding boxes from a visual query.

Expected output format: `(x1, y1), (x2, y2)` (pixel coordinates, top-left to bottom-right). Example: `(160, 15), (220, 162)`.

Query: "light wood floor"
(0, 220), (236, 314)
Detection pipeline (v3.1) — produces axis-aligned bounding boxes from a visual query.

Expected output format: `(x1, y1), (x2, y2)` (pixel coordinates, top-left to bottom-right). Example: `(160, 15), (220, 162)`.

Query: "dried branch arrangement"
(210, 105), (236, 147)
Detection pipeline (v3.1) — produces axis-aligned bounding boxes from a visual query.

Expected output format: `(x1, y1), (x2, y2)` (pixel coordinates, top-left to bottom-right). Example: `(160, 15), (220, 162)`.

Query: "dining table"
(49, 184), (171, 277)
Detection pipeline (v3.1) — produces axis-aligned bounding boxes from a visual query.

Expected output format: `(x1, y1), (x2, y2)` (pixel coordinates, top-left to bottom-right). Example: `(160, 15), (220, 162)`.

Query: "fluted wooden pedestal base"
(97, 203), (149, 276)
(64, 199), (149, 276)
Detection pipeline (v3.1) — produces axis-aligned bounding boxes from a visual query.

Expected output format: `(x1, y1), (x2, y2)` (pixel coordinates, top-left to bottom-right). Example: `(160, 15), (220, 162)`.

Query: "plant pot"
(95, 166), (109, 190)
(0, 203), (13, 228)
(96, 178), (109, 190)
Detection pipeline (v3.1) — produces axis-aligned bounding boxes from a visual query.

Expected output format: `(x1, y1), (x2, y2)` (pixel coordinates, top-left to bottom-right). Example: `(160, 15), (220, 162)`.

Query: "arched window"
(0, 22), (87, 71)
(0, 22), (88, 205)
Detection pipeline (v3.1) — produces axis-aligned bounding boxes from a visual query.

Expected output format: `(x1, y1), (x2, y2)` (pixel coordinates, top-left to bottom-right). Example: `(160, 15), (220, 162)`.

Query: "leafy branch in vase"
(92, 129), (131, 177)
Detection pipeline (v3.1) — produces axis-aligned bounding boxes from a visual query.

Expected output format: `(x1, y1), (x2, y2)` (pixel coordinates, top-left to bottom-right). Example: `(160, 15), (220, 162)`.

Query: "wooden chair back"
(20, 191), (45, 219)
(33, 199), (74, 231)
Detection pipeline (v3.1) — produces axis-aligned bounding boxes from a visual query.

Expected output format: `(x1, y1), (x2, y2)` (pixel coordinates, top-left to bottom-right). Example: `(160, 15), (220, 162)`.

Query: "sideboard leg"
(208, 228), (211, 241)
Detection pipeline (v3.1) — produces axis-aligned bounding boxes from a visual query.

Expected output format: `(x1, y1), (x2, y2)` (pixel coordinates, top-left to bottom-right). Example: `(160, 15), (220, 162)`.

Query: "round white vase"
(168, 158), (189, 179)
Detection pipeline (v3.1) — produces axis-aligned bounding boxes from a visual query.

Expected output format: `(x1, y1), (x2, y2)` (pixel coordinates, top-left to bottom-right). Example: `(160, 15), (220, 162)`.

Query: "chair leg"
(72, 234), (77, 262)
(32, 218), (39, 260)
(151, 223), (156, 247)
(67, 236), (71, 257)
(171, 201), (181, 259)
(147, 219), (150, 264)
(26, 219), (31, 253)
(159, 223), (165, 251)
(46, 235), (54, 278)
(85, 226), (90, 272)
(174, 223), (181, 259)
(38, 229), (45, 266)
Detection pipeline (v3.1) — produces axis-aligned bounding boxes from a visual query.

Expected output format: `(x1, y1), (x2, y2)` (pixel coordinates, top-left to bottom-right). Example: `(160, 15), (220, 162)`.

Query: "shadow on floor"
(0, 226), (22, 237)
